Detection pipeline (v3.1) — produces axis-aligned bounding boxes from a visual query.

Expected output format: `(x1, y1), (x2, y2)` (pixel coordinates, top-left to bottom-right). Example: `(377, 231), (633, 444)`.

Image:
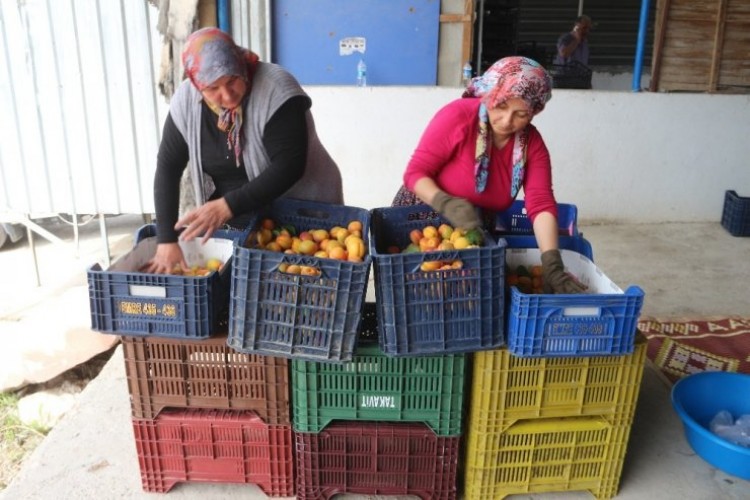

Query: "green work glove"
(541, 249), (587, 294)
(431, 191), (481, 230)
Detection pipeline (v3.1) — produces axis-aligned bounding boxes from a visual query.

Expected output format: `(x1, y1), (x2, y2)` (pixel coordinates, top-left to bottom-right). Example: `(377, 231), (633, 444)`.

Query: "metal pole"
(218, 0), (231, 33)
(26, 222), (40, 287)
(99, 213), (111, 268)
(475, 0), (485, 74)
(632, 0), (652, 92)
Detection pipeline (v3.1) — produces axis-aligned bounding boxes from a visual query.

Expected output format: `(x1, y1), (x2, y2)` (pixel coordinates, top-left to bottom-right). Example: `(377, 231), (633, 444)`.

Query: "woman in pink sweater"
(392, 56), (583, 294)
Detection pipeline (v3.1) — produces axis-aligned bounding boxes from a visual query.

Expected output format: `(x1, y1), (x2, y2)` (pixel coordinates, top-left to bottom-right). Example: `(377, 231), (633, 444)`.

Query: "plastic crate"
(132, 408), (294, 495)
(370, 204), (506, 356)
(133, 223), (250, 246)
(502, 234), (593, 261)
(292, 304), (466, 435)
(549, 61), (592, 89)
(87, 231), (238, 338)
(721, 190), (750, 236)
(122, 334), (290, 422)
(494, 200), (579, 236)
(506, 248), (644, 357)
(227, 198), (372, 363)
(468, 336), (646, 436)
(296, 421), (460, 500)
(464, 416), (634, 500)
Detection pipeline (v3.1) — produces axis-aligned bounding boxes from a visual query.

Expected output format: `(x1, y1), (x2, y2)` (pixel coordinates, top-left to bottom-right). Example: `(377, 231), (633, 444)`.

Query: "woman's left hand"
(175, 198), (233, 243)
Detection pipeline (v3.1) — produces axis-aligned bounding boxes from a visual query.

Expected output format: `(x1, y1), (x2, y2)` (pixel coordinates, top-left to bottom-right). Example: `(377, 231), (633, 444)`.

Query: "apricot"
(453, 236), (470, 250)
(257, 228), (273, 247)
(409, 229), (423, 246)
(438, 224), (454, 240)
(275, 234), (293, 250)
(205, 258), (222, 272)
(300, 266), (321, 276)
(286, 265), (302, 275)
(347, 220), (363, 233)
(298, 240), (318, 256)
(266, 241), (282, 252)
(420, 261), (443, 272)
(422, 225), (438, 239)
(311, 229), (329, 243)
(328, 246), (348, 260)
(437, 241), (455, 251)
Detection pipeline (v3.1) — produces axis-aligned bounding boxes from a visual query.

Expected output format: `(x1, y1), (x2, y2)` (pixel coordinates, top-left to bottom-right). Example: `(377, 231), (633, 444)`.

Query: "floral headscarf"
(463, 56), (552, 197)
(182, 28), (260, 167)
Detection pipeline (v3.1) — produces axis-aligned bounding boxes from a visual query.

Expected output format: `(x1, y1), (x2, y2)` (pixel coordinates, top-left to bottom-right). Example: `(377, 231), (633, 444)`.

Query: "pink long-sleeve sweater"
(403, 98), (558, 223)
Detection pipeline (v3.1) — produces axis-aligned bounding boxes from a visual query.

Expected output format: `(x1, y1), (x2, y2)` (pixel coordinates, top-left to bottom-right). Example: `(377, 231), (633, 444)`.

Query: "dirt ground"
(0, 347), (117, 490)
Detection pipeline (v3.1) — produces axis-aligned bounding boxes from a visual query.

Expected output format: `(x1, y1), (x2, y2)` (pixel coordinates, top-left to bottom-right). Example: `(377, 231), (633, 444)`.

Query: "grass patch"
(0, 392), (50, 490)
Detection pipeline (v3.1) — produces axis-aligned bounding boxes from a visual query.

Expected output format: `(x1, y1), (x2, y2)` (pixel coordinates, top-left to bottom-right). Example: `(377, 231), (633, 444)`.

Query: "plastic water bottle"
(356, 59), (367, 87)
(462, 61), (472, 87)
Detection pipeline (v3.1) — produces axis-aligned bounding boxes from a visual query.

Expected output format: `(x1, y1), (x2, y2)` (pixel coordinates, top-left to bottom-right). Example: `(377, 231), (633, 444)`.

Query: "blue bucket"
(671, 371), (750, 480)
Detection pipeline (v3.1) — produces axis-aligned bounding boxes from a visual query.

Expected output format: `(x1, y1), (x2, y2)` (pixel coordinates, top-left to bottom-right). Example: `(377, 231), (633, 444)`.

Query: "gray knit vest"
(170, 62), (344, 208)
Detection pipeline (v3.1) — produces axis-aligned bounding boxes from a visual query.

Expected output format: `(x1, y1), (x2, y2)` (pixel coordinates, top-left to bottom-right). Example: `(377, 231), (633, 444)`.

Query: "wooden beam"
(709, 0), (728, 92)
(650, 0), (672, 92)
(438, 1), (476, 70)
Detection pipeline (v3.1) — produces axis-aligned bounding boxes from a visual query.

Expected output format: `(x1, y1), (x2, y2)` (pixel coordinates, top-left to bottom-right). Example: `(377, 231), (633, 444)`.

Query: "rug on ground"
(637, 317), (750, 384)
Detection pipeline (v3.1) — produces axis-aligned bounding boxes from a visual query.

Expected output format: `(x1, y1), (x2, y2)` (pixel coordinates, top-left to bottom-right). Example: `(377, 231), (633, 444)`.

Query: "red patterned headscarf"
(463, 56), (552, 115)
(182, 28), (260, 167)
(462, 57), (552, 196)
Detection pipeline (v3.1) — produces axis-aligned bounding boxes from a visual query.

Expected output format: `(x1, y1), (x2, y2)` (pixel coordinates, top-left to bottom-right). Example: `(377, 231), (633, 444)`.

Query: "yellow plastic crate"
(468, 335), (646, 435)
(464, 416), (633, 500)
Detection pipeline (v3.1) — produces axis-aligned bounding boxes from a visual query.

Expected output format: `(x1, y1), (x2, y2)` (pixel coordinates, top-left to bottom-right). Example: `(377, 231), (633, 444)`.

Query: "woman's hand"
(431, 191), (481, 230)
(143, 243), (188, 275)
(541, 249), (587, 294)
(175, 198), (233, 243)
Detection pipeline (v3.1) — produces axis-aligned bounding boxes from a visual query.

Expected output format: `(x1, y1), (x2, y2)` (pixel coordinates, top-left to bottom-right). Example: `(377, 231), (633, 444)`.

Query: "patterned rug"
(638, 317), (750, 384)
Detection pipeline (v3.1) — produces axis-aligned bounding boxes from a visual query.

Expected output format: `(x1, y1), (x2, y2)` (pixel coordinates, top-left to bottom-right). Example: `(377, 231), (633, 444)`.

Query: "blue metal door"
(272, 0), (440, 85)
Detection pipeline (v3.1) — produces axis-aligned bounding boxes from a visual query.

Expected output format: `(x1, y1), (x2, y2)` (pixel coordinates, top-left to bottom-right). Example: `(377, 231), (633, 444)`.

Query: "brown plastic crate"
(296, 421), (460, 500)
(122, 334), (290, 423)
(132, 408), (294, 495)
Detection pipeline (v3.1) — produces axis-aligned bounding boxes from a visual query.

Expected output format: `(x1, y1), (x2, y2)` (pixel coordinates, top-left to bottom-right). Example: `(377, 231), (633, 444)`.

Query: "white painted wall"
(305, 86), (750, 223)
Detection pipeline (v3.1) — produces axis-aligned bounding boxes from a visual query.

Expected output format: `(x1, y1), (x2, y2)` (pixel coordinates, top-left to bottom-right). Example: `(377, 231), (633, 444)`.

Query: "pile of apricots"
(246, 218), (367, 277)
(505, 264), (545, 294)
(387, 224), (483, 272)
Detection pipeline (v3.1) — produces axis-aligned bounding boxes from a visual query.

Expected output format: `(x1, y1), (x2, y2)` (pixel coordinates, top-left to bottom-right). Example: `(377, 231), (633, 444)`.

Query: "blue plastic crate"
(87, 231), (239, 338)
(494, 200), (579, 236)
(505, 248), (645, 358)
(134, 223), (250, 246)
(370, 204), (506, 356)
(227, 199), (372, 363)
(721, 190), (750, 237)
(502, 234), (594, 261)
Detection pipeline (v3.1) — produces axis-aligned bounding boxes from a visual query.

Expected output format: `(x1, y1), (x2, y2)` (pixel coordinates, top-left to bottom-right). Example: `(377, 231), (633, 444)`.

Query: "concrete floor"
(2, 217), (750, 499)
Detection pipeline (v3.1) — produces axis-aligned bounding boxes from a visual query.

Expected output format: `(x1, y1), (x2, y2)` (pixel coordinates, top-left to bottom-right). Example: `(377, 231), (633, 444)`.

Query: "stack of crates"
(87, 225), (295, 495)
(292, 303), (465, 499)
(220, 199), (465, 498)
(461, 201), (647, 500)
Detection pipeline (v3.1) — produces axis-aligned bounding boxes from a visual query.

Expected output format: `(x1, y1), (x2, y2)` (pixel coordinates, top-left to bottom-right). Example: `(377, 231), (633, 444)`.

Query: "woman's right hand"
(143, 243), (188, 275)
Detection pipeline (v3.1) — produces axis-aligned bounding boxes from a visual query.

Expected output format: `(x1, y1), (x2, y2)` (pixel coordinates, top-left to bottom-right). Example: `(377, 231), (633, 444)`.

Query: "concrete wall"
(305, 86), (750, 223)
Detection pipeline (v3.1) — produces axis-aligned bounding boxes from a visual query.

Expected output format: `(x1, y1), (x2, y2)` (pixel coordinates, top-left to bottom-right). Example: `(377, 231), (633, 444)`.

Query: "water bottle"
(462, 61), (472, 87)
(356, 59), (367, 87)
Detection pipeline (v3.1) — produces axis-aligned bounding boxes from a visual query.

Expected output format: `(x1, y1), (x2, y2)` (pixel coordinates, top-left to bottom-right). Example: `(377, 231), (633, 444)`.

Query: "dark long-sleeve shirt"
(154, 95), (310, 242)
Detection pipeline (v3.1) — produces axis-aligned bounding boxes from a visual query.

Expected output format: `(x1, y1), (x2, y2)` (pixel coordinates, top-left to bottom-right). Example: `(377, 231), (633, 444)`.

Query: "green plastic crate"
(291, 304), (466, 436)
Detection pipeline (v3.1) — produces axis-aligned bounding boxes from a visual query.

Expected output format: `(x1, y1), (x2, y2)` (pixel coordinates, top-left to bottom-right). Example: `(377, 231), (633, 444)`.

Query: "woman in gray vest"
(145, 27), (343, 274)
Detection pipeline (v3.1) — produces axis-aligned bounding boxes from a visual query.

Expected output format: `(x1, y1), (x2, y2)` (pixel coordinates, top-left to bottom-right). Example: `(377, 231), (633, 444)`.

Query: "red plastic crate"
(122, 334), (290, 423)
(132, 408), (294, 495)
(296, 421), (460, 500)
